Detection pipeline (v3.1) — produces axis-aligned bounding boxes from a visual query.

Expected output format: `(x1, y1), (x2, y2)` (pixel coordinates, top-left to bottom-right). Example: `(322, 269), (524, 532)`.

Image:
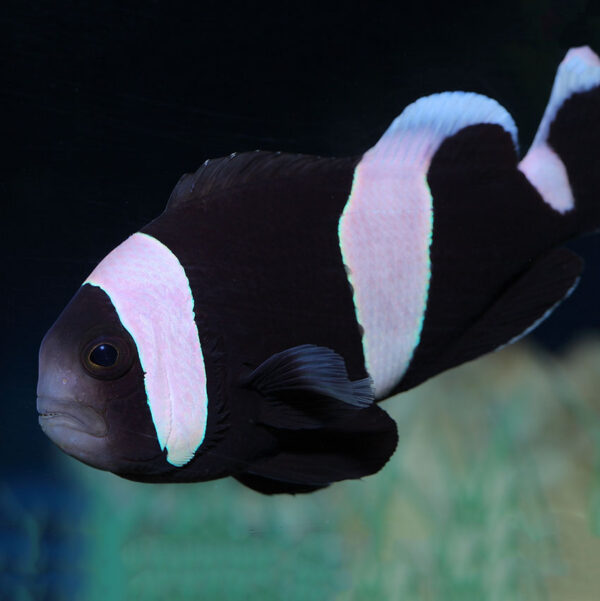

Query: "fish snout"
(36, 395), (118, 471)
(37, 397), (108, 437)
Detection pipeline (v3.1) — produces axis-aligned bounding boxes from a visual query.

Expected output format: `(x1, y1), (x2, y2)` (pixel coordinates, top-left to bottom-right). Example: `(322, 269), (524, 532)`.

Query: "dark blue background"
(3, 0), (600, 483)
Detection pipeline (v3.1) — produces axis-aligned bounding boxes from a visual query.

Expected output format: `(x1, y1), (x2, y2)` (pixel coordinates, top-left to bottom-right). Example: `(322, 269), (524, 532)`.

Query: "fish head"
(37, 283), (165, 474)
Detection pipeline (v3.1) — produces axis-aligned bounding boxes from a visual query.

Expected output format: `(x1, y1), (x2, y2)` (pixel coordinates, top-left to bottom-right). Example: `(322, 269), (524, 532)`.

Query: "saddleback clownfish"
(38, 47), (600, 494)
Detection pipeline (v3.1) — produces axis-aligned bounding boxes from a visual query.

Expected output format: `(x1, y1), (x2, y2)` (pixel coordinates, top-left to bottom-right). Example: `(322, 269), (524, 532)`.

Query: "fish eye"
(89, 343), (119, 367)
(82, 336), (133, 380)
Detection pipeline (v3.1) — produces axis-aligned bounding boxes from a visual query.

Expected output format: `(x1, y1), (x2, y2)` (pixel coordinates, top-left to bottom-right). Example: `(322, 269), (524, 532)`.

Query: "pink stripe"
(339, 92), (517, 398)
(339, 133), (435, 398)
(519, 145), (573, 213)
(85, 232), (207, 467)
(518, 47), (600, 214)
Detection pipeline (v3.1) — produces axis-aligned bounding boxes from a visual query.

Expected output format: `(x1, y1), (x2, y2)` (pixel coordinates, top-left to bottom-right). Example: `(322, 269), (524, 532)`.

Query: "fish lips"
(37, 397), (108, 438)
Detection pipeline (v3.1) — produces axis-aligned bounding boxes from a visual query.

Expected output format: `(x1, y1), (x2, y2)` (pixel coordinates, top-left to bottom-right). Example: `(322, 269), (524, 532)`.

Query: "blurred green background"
(5, 339), (600, 600)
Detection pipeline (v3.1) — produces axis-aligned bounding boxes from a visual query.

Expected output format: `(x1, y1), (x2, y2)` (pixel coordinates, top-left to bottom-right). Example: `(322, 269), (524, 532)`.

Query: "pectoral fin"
(245, 344), (374, 408)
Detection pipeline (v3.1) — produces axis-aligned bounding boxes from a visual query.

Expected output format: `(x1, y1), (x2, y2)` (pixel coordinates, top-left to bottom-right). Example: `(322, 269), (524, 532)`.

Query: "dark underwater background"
(3, 1), (600, 599)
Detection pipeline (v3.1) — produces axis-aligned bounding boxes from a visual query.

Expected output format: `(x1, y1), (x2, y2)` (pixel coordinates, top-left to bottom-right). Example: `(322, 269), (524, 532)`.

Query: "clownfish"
(38, 47), (600, 494)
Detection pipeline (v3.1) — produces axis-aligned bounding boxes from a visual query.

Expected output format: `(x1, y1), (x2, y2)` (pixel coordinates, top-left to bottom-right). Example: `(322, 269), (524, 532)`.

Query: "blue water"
(0, 472), (86, 601)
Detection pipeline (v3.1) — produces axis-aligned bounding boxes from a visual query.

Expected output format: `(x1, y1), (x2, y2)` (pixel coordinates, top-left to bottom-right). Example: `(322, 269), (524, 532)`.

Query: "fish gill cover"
(4, 339), (600, 600)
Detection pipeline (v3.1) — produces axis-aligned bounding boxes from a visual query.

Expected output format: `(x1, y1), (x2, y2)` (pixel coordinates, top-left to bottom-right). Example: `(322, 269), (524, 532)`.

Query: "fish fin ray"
(256, 397), (326, 430)
(167, 152), (357, 210)
(441, 247), (582, 370)
(397, 247), (582, 392)
(245, 344), (374, 408)
(239, 403), (398, 490)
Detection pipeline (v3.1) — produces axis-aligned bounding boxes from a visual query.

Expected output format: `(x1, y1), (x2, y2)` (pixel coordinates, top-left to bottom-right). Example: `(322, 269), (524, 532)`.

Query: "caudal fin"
(519, 46), (600, 231)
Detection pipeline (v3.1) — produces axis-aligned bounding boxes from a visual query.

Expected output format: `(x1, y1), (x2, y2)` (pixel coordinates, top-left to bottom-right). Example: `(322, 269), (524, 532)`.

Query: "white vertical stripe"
(339, 92), (518, 398)
(85, 232), (207, 467)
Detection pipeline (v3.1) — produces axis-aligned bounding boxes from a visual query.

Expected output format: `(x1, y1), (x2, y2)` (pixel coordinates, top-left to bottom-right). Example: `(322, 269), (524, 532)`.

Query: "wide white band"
(339, 92), (517, 398)
(85, 232), (207, 467)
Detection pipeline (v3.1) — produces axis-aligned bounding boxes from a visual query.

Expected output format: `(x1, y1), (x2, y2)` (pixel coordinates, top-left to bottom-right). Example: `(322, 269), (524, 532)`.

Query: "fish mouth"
(37, 397), (108, 437)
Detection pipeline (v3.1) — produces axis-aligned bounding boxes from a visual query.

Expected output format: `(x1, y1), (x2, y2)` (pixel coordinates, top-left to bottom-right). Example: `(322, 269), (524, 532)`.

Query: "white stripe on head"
(85, 232), (207, 467)
(339, 92), (517, 398)
(519, 46), (600, 213)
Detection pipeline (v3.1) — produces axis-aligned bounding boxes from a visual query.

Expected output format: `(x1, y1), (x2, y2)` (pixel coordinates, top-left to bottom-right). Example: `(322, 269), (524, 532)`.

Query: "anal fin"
(441, 247), (582, 371)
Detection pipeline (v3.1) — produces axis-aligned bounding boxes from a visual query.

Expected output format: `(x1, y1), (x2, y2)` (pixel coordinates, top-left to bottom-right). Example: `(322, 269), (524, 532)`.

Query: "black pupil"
(89, 343), (118, 367)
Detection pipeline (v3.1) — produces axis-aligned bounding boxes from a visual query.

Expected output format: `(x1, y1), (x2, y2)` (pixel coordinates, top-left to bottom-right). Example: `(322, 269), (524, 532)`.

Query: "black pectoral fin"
(237, 403), (398, 492)
(442, 247), (583, 370)
(245, 344), (374, 408)
(255, 397), (327, 430)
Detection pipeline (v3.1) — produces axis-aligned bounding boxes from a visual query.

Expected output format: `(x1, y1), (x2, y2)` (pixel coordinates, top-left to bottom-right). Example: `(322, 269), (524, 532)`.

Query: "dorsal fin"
(166, 151), (357, 210)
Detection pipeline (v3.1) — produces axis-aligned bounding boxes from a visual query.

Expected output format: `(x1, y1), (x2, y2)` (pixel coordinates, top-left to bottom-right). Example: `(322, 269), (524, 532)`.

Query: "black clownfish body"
(38, 47), (600, 494)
